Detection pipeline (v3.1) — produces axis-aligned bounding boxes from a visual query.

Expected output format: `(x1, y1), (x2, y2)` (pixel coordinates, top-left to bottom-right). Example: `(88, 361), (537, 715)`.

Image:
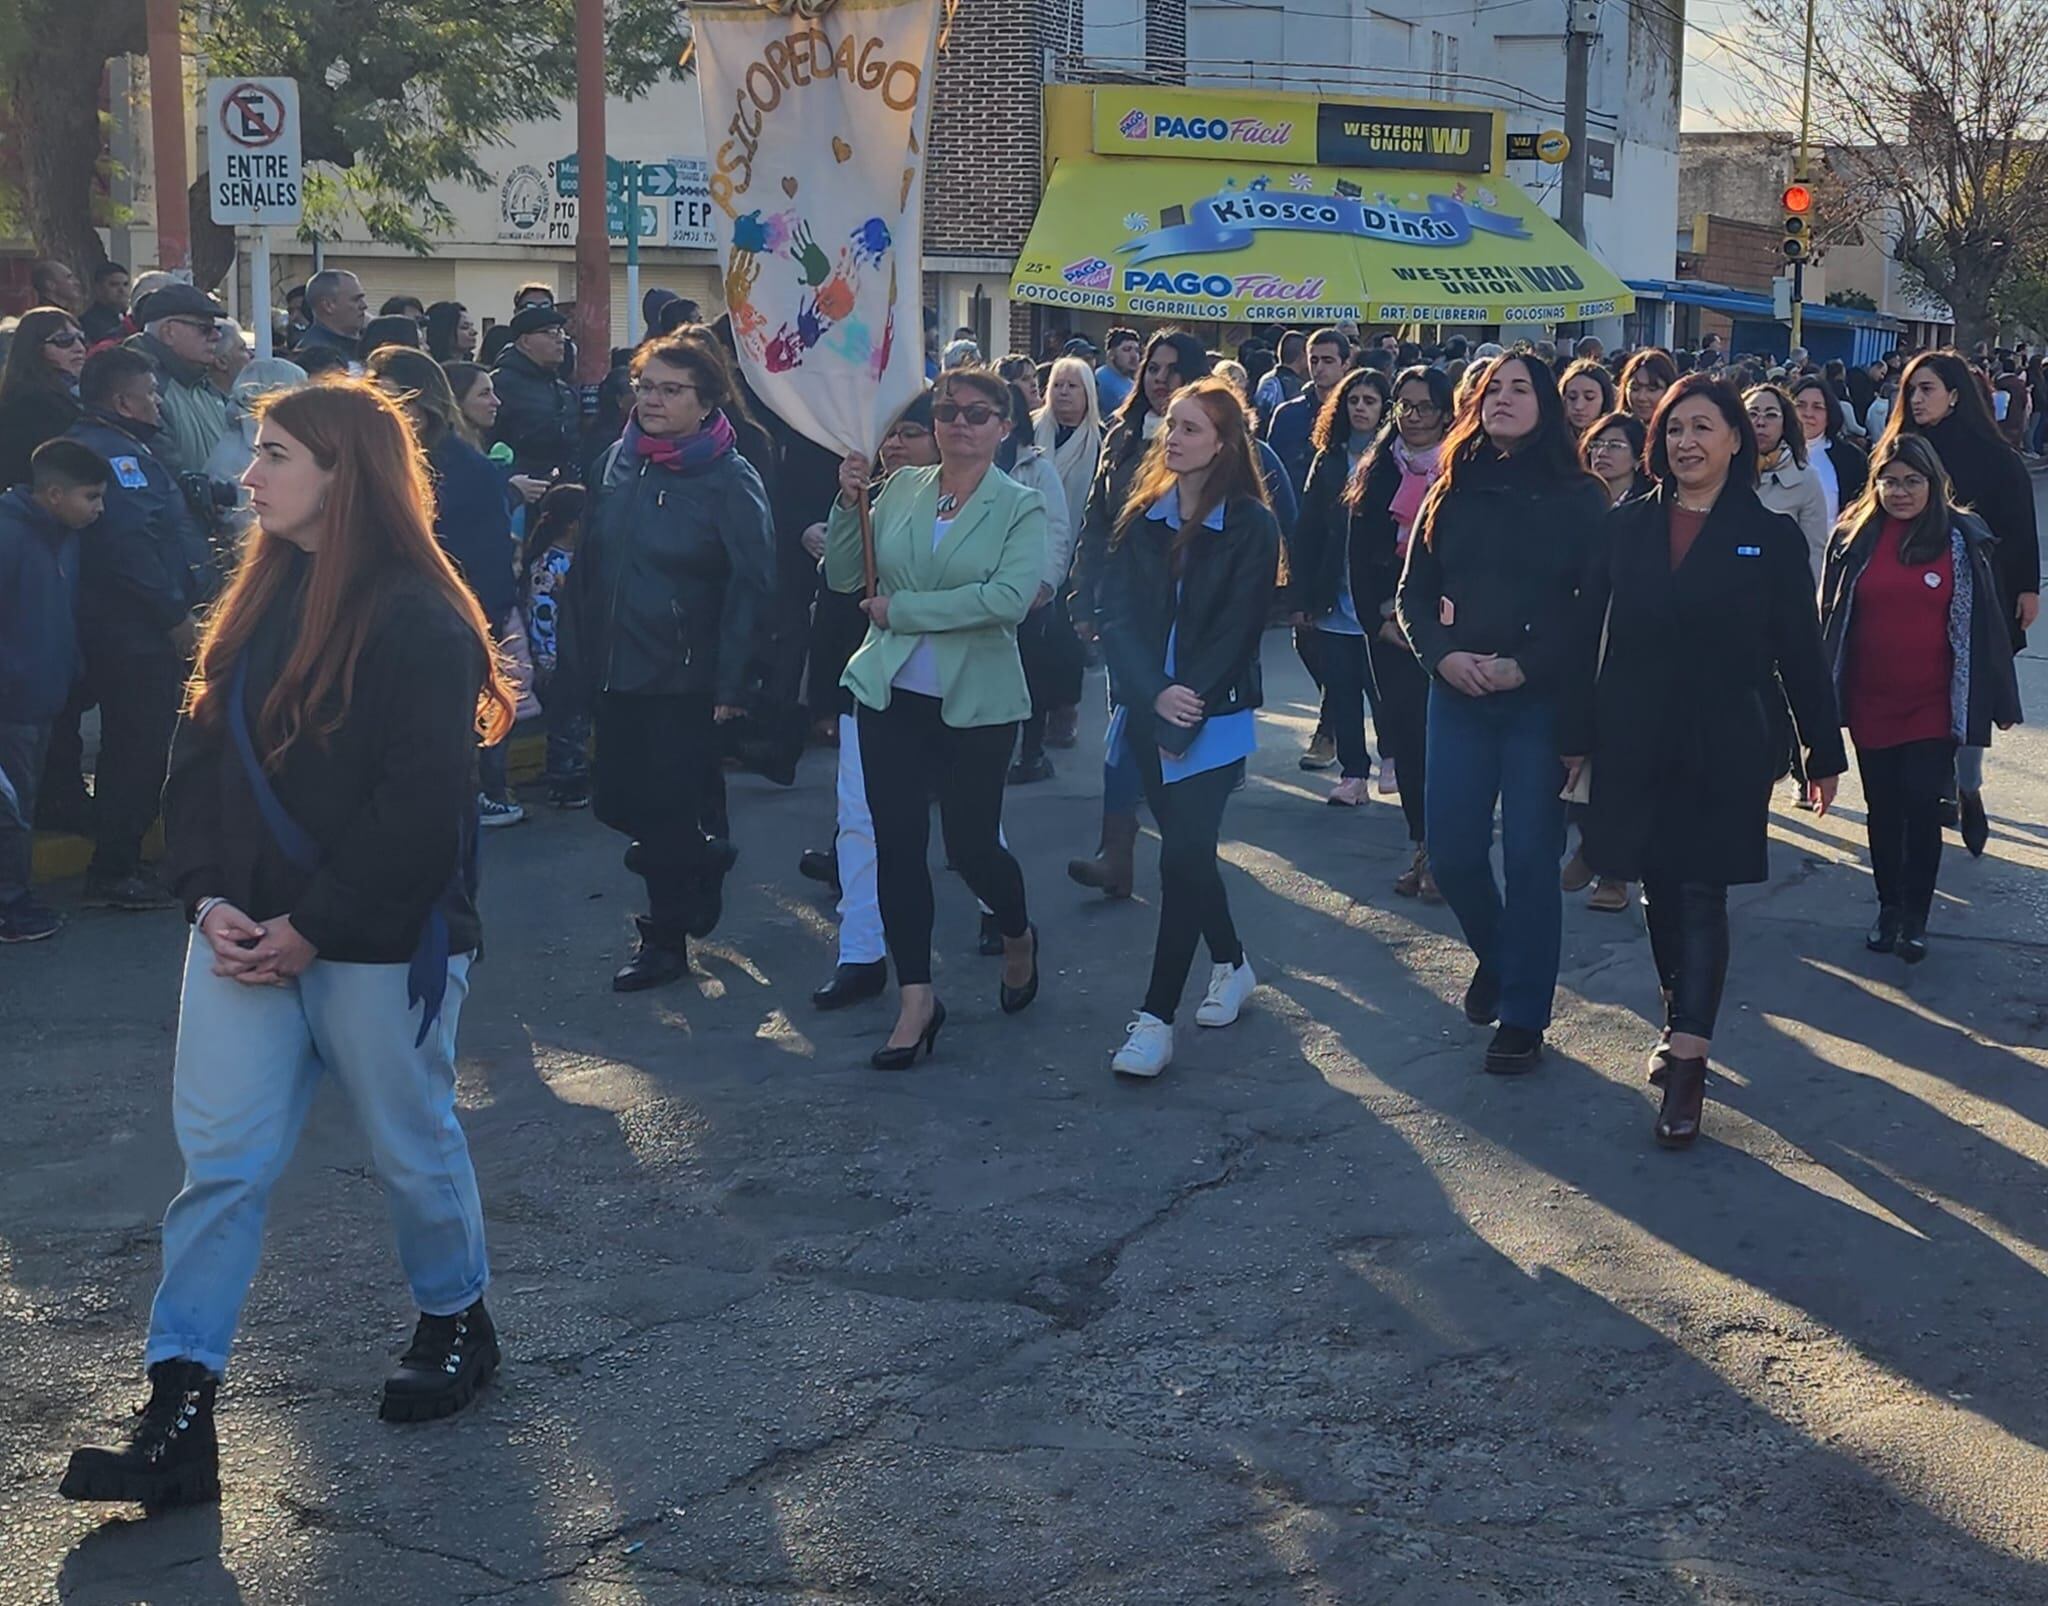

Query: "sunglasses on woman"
(44, 329), (86, 349)
(931, 402), (999, 426)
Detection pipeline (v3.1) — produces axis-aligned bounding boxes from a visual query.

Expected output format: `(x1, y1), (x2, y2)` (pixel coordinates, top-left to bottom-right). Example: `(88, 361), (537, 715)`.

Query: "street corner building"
(1009, 84), (1633, 333)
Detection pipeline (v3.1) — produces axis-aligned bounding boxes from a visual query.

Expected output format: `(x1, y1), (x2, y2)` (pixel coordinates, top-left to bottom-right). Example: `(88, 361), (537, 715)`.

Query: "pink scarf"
(1389, 437), (1444, 553)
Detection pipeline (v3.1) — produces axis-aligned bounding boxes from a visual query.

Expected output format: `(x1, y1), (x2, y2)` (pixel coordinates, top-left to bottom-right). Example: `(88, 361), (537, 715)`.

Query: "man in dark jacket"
(64, 346), (215, 910)
(1263, 327), (1350, 493)
(0, 440), (105, 942)
(490, 304), (580, 480)
(292, 269), (368, 365)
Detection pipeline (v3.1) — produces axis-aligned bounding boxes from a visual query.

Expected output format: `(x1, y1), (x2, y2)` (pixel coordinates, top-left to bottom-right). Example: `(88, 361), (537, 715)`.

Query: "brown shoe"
(1067, 811), (1138, 899)
(1392, 843), (1428, 898)
(1560, 852), (1594, 893)
(1586, 878), (1631, 913)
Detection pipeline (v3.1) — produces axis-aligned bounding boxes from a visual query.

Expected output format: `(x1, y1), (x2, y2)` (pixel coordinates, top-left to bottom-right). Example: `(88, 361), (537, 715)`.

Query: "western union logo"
(1340, 122), (1472, 157)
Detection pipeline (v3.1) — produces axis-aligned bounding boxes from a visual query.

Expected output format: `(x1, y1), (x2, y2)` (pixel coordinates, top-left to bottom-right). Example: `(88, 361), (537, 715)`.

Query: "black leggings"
(1134, 745), (1244, 1023)
(1367, 630), (1429, 843)
(1642, 878), (1729, 1040)
(594, 692), (724, 945)
(1856, 737), (1955, 925)
(859, 692), (1027, 986)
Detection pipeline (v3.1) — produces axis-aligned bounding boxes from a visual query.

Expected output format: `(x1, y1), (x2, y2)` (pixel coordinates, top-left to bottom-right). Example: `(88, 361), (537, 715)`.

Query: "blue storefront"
(1627, 278), (1901, 367)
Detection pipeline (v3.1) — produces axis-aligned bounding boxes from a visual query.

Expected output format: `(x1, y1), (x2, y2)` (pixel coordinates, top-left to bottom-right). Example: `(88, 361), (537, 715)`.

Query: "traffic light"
(1782, 181), (1813, 262)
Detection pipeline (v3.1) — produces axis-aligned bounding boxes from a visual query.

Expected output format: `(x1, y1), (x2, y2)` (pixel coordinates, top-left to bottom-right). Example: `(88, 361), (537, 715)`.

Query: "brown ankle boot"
(1067, 811), (1138, 899)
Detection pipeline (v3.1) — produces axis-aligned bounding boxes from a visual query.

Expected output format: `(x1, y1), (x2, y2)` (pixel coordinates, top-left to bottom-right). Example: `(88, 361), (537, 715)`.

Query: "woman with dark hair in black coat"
(1792, 372), (1866, 533)
(1397, 353), (1610, 1076)
(1878, 349), (2040, 856)
(1563, 374), (1846, 1149)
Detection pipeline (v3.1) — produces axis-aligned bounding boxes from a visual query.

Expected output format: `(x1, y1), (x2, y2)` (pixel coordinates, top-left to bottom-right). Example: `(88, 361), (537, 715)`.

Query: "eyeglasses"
(43, 329), (85, 349)
(887, 423), (933, 440)
(932, 402), (1000, 426)
(1394, 401), (1441, 418)
(1585, 437), (1633, 455)
(166, 317), (222, 340)
(632, 379), (698, 401)
(1877, 473), (1929, 491)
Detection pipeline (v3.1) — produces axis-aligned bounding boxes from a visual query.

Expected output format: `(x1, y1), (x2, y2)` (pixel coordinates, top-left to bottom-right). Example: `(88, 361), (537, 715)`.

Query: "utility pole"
(1790, 0), (1818, 351)
(146, 0), (189, 271)
(572, 0), (611, 384)
(1561, 0), (1597, 245)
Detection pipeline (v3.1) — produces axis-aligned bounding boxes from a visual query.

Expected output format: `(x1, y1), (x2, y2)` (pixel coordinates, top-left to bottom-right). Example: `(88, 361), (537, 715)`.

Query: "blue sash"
(228, 657), (475, 1046)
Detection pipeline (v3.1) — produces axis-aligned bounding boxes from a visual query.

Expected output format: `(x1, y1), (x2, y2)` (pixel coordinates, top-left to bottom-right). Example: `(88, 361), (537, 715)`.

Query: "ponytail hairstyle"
(187, 377), (516, 764)
(1112, 376), (1270, 569)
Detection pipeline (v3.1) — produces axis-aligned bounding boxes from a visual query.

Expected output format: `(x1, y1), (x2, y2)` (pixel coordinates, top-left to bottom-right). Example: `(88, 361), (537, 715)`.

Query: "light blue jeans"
(146, 937), (489, 1374)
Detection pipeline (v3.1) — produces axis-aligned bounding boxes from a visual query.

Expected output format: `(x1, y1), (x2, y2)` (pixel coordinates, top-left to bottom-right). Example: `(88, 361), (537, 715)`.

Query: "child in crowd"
(0, 441), (107, 942)
(523, 483), (592, 809)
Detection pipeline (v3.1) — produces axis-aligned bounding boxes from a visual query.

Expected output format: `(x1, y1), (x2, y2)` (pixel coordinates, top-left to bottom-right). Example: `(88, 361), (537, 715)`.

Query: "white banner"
(692, 0), (943, 458)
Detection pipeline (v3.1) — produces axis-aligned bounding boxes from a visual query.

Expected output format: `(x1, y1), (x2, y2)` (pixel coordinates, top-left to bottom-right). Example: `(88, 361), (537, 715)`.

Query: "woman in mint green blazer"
(824, 368), (1049, 1070)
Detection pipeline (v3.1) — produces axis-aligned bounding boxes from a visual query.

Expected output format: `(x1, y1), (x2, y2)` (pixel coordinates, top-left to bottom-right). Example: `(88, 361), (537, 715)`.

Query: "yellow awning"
(1011, 156), (1633, 325)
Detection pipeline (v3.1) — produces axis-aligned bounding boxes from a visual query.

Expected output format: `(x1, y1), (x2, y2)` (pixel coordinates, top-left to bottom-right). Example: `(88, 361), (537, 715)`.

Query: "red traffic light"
(1782, 182), (1814, 213)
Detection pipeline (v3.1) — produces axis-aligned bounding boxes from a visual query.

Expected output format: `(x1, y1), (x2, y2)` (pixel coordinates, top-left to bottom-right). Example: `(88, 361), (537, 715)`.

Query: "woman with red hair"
(62, 377), (517, 1512)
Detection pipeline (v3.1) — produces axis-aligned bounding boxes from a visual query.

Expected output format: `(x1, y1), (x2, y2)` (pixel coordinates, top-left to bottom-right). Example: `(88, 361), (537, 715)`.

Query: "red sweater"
(1845, 519), (1954, 750)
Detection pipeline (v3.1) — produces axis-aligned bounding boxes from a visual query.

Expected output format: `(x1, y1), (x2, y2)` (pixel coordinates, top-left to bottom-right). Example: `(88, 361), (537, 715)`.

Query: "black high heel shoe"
(999, 924), (1040, 1015)
(1654, 1055), (1708, 1149)
(1896, 916), (1929, 965)
(870, 999), (946, 1070)
(1866, 906), (1902, 954)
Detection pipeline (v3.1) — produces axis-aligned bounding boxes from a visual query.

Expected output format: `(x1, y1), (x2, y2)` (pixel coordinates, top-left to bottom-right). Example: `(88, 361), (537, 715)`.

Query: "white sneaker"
(478, 793), (527, 829)
(1194, 957), (1256, 1027)
(1111, 1013), (1174, 1078)
(1376, 757), (1399, 796)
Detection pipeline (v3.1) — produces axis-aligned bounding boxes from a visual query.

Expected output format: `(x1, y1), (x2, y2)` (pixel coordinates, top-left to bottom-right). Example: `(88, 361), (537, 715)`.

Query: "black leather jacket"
(1098, 493), (1279, 757)
(490, 347), (581, 480)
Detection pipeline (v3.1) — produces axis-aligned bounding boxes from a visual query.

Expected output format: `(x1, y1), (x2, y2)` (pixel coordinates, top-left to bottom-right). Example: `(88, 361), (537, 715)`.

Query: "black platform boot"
(59, 1360), (220, 1508)
(380, 1299), (500, 1423)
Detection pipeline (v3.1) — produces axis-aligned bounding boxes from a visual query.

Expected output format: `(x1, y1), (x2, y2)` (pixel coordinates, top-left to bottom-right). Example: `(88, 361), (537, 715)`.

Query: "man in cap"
(127, 284), (233, 477)
(490, 302), (580, 480)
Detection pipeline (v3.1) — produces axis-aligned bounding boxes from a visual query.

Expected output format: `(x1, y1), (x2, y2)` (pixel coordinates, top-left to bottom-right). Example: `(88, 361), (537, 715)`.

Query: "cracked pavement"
(4, 605), (2047, 1604)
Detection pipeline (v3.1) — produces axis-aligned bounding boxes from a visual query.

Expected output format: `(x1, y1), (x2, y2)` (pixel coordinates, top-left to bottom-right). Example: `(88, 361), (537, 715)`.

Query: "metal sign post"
(626, 161), (644, 345)
(206, 76), (303, 359)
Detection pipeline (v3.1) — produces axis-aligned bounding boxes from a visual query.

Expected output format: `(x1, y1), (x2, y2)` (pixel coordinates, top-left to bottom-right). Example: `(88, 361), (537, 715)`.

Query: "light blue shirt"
(1096, 364), (1135, 415)
(1105, 496), (1257, 784)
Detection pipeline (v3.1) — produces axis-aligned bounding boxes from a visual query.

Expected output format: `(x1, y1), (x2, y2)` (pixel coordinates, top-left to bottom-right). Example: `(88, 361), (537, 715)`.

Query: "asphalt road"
(3, 533), (2046, 1603)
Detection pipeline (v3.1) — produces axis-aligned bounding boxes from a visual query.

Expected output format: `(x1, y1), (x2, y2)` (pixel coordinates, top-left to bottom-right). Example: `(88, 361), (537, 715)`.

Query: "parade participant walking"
(1032, 355), (1101, 754)
(1069, 329), (1214, 898)
(1879, 349), (2040, 857)
(1619, 349), (1680, 426)
(1560, 357), (1618, 437)
(0, 306), (87, 489)
(1745, 383), (1832, 579)
(1563, 375), (1845, 1148)
(569, 333), (776, 991)
(803, 394), (937, 1011)
(1821, 434), (2021, 961)
(824, 368), (1046, 1070)
(1397, 353), (1608, 1075)
(1000, 381), (1076, 785)
(1288, 367), (1390, 805)
(1563, 409), (1650, 913)
(1794, 373), (1868, 534)
(1099, 378), (1278, 1079)
(1351, 365), (1452, 896)
(59, 379), (517, 1510)
(1265, 327), (1351, 494)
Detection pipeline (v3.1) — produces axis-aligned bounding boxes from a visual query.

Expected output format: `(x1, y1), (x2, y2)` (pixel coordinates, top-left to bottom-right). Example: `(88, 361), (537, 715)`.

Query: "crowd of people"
(0, 248), (2035, 1508)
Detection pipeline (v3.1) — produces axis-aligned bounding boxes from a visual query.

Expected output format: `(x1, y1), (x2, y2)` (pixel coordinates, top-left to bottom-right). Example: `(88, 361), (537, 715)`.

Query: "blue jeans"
(1424, 683), (1567, 1031)
(146, 938), (489, 1374)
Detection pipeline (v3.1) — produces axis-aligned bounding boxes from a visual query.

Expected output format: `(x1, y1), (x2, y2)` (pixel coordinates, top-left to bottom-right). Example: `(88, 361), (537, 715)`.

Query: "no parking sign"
(207, 77), (303, 226)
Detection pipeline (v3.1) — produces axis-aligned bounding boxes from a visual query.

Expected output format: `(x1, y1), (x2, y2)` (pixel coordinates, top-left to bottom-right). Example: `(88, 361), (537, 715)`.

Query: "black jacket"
(162, 560), (489, 963)
(291, 321), (360, 363)
(490, 347), (581, 480)
(1098, 494), (1279, 757)
(1286, 446), (1357, 619)
(1396, 449), (1608, 693)
(429, 434), (520, 623)
(1069, 413), (1146, 625)
(568, 430), (777, 707)
(1919, 413), (2039, 651)
(1827, 435), (1868, 509)
(1820, 511), (2021, 749)
(1344, 446), (1407, 624)
(65, 410), (215, 657)
(0, 384), (81, 491)
(1562, 484), (1847, 886)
